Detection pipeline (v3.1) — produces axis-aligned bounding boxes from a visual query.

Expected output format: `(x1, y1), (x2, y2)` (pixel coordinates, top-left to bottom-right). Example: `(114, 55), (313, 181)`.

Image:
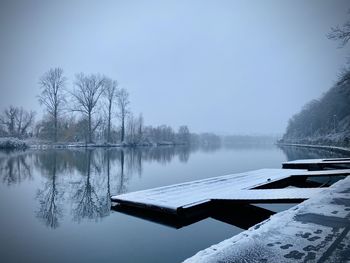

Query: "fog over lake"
(1, 0), (350, 134)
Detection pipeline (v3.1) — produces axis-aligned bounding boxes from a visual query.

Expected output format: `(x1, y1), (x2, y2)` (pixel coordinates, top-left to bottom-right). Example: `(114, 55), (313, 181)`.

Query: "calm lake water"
(0, 144), (348, 263)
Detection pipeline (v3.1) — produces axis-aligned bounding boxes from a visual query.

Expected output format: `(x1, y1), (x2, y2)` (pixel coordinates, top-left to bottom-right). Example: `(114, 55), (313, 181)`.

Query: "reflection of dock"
(111, 158), (350, 262)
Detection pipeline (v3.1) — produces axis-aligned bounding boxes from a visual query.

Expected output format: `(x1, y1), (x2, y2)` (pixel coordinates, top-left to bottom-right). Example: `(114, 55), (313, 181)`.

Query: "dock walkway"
(111, 168), (350, 217)
(283, 158), (350, 170)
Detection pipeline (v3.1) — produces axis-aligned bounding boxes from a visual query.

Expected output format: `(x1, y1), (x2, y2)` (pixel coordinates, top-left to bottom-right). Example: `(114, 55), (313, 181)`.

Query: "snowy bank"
(183, 176), (350, 263)
(0, 137), (28, 150)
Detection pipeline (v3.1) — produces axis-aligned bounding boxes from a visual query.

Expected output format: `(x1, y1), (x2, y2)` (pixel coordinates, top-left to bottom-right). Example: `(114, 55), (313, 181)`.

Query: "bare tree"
(0, 106), (18, 136)
(103, 78), (118, 143)
(126, 114), (137, 145)
(71, 73), (106, 143)
(138, 113), (144, 140)
(38, 68), (66, 142)
(178, 125), (190, 144)
(116, 88), (130, 143)
(328, 17), (350, 47)
(0, 106), (35, 138)
(15, 107), (35, 138)
(126, 113), (143, 145)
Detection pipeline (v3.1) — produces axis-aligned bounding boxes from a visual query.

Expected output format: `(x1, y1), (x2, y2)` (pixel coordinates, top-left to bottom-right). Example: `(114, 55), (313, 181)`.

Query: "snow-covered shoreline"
(184, 175), (350, 263)
(0, 137), (28, 149)
(0, 137), (189, 150)
(276, 142), (350, 154)
(29, 142), (187, 149)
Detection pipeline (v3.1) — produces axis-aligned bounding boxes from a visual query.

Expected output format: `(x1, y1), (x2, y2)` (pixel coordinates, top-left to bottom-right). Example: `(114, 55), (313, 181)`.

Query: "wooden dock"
(282, 158), (350, 170)
(110, 158), (350, 261)
(111, 168), (350, 220)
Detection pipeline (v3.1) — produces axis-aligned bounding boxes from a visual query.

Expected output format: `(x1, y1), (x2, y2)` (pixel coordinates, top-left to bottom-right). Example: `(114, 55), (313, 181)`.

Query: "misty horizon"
(1, 0), (350, 135)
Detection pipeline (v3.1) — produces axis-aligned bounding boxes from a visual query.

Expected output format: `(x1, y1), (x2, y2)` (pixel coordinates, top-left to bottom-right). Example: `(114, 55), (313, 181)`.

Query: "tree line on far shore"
(282, 70), (350, 146)
(0, 68), (220, 146)
(281, 17), (350, 147)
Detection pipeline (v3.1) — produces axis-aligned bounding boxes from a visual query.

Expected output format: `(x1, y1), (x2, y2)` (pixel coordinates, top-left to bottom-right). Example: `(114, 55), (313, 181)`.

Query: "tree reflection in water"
(36, 152), (63, 228)
(1, 145), (348, 229)
(100, 150), (112, 217)
(72, 150), (102, 222)
(0, 146), (194, 228)
(0, 151), (33, 185)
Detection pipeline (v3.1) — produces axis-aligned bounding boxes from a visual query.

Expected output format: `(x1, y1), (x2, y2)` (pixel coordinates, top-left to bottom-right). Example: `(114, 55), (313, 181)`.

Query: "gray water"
(0, 144), (348, 263)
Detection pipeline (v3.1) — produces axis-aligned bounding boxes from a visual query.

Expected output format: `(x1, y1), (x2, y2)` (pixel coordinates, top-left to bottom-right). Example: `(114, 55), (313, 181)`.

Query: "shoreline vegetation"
(0, 137), (194, 150)
(0, 137), (28, 150)
(3, 28), (350, 152)
(0, 68), (223, 149)
(0, 135), (279, 150)
(279, 68), (350, 148)
(280, 17), (350, 149)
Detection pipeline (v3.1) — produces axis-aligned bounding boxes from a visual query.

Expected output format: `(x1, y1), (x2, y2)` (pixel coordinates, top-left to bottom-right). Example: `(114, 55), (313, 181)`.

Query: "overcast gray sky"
(0, 0), (349, 134)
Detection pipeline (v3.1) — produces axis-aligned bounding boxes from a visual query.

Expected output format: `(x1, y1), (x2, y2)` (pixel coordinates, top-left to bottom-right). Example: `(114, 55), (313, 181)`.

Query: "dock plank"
(111, 168), (350, 215)
(213, 188), (324, 203)
(111, 169), (302, 212)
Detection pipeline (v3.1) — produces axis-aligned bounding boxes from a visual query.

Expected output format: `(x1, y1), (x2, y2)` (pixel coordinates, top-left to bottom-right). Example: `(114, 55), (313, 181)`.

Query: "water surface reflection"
(0, 145), (348, 263)
(0, 146), (194, 229)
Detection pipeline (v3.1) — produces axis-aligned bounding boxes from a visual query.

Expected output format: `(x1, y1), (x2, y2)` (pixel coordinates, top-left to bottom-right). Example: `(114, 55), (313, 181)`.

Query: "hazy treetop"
(1, 0), (350, 134)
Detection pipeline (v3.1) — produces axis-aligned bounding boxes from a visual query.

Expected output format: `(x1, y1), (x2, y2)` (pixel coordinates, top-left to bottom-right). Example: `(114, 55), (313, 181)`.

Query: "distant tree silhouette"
(0, 106), (17, 136)
(0, 106), (35, 138)
(328, 18), (350, 47)
(103, 78), (118, 143)
(116, 88), (130, 143)
(71, 73), (106, 143)
(38, 67), (66, 142)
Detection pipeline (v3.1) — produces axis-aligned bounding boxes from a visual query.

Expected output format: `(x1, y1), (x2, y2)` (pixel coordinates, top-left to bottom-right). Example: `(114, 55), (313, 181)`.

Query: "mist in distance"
(1, 0), (350, 135)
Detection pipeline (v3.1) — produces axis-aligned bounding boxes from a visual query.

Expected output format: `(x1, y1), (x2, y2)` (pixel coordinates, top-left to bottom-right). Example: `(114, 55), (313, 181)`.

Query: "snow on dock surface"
(183, 175), (350, 263)
(283, 158), (350, 170)
(111, 168), (350, 215)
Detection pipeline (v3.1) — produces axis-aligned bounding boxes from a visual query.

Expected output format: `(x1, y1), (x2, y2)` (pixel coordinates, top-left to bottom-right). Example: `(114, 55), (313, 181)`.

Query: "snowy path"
(183, 176), (350, 263)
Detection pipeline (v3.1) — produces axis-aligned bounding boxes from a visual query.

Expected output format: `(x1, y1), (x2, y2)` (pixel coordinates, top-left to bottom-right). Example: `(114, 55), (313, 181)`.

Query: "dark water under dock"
(0, 145), (349, 263)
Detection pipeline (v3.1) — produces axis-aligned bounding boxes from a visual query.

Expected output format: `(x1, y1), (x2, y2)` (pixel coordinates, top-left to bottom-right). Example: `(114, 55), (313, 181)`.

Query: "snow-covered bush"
(0, 137), (28, 149)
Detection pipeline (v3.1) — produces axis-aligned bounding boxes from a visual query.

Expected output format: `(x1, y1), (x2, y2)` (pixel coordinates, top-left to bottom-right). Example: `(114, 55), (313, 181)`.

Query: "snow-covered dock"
(111, 168), (350, 218)
(183, 175), (350, 263)
(283, 157), (350, 170)
(111, 160), (350, 261)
